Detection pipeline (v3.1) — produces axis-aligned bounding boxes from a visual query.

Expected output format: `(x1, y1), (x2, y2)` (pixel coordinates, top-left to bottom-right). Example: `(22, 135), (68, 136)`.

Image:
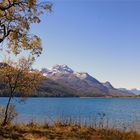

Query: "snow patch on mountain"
(50, 64), (74, 73)
(41, 64), (74, 76)
(74, 72), (89, 79)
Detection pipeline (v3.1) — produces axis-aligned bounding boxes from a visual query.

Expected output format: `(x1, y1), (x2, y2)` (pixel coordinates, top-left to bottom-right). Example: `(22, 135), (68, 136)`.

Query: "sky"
(31, 0), (140, 89)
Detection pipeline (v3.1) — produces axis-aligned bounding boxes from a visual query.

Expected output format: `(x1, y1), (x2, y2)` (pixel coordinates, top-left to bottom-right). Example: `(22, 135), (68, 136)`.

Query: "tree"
(0, 57), (43, 126)
(0, 0), (52, 56)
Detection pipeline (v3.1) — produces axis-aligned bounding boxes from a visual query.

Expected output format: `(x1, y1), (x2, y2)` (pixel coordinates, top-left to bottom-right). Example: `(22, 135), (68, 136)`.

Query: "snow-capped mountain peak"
(50, 64), (74, 73)
(41, 64), (74, 76)
(40, 64), (135, 97)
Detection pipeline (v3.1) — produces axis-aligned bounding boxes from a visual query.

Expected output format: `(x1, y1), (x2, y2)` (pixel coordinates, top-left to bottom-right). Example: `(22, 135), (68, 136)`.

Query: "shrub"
(0, 104), (18, 125)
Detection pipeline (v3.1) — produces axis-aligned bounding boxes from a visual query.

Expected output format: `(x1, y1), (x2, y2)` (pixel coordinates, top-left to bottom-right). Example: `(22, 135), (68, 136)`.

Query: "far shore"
(0, 96), (139, 98)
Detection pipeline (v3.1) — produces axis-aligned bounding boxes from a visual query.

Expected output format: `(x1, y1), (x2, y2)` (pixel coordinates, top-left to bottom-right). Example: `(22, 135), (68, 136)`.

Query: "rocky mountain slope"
(119, 88), (140, 95)
(39, 64), (135, 97)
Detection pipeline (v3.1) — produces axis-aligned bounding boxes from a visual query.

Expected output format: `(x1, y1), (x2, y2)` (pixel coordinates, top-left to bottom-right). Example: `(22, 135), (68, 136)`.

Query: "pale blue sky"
(32, 0), (140, 89)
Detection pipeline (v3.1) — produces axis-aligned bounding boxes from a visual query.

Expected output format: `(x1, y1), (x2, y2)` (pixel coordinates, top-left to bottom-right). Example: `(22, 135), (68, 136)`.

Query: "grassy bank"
(0, 121), (140, 140)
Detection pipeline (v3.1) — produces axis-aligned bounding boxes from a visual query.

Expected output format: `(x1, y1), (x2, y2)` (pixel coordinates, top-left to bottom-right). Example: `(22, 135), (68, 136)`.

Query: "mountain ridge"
(40, 64), (135, 97)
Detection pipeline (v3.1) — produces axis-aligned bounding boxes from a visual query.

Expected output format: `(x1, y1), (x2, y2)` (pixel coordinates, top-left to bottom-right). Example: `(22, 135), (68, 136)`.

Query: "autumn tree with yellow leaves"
(0, 0), (51, 126)
(0, 57), (43, 126)
(0, 0), (52, 56)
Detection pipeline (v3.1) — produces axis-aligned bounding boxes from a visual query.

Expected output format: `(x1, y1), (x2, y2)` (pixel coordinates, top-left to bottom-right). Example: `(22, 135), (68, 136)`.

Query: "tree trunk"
(2, 96), (12, 126)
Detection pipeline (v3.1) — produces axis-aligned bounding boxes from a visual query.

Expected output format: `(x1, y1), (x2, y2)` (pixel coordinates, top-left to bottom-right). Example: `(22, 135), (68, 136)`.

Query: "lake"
(0, 97), (140, 130)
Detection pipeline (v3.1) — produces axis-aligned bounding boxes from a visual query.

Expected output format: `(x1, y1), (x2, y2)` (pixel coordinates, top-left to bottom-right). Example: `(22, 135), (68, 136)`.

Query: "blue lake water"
(0, 97), (140, 129)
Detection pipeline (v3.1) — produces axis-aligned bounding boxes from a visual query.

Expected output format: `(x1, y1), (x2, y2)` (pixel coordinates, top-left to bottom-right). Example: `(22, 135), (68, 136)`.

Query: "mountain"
(119, 88), (133, 94)
(103, 81), (114, 89)
(130, 89), (140, 95)
(118, 88), (140, 95)
(102, 82), (134, 96)
(40, 64), (135, 97)
(0, 63), (135, 97)
(41, 65), (108, 96)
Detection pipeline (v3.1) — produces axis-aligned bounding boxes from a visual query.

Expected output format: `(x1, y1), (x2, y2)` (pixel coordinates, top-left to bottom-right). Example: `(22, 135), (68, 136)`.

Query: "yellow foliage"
(0, 57), (43, 97)
(0, 0), (52, 56)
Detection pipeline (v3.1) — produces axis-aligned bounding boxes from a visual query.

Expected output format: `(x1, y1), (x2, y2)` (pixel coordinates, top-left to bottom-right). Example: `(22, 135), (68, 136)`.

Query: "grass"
(0, 120), (140, 140)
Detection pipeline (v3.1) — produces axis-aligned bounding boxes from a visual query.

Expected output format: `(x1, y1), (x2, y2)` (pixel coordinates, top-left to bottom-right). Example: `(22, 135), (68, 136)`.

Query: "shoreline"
(0, 96), (139, 98)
